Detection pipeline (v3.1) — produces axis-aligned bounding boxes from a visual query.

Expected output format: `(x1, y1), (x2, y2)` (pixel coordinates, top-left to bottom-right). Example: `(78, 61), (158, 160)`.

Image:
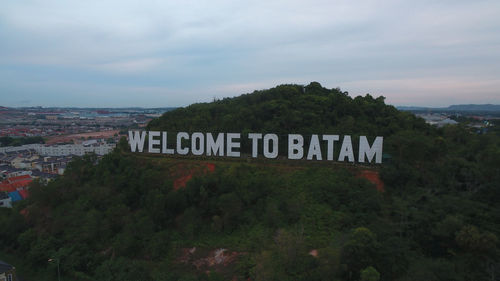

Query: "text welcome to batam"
(128, 131), (384, 164)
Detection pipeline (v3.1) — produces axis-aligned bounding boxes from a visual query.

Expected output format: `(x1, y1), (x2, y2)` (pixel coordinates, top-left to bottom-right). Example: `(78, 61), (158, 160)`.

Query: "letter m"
(358, 136), (383, 163)
(128, 131), (146, 152)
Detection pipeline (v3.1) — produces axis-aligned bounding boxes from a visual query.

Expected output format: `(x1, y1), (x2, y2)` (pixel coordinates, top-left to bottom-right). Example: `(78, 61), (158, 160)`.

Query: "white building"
(36, 143), (115, 156)
(416, 114), (459, 128)
(0, 143), (115, 156)
(0, 193), (12, 208)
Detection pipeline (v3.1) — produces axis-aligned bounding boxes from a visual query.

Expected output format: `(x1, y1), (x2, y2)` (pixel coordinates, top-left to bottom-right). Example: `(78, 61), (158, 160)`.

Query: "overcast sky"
(1, 0), (499, 107)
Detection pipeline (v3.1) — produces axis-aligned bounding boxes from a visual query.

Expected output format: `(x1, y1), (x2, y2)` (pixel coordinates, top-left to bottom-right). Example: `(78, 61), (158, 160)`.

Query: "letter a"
(338, 135), (354, 162)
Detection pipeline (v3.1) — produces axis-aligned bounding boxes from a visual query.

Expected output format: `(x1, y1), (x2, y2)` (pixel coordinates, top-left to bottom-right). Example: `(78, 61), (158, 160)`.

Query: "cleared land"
(45, 130), (120, 144)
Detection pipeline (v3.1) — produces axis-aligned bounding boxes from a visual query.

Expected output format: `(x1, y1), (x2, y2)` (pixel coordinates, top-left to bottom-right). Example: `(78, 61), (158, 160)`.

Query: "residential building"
(0, 143), (115, 156)
(0, 192), (12, 208)
(0, 260), (17, 281)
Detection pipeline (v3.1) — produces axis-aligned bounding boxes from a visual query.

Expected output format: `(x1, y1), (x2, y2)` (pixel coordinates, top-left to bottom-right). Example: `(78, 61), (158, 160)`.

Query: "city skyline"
(1, 0), (499, 108)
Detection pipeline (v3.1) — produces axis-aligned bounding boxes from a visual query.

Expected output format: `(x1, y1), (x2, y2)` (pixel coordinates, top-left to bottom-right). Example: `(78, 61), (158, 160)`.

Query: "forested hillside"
(148, 82), (427, 137)
(1, 83), (499, 281)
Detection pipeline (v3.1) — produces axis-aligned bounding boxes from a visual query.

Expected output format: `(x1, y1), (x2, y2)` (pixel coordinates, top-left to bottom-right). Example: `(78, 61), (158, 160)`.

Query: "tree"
(360, 266), (380, 281)
(341, 227), (379, 280)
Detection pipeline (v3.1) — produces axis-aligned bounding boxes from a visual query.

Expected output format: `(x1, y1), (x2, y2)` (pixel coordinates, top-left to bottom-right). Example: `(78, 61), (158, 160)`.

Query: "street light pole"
(48, 258), (61, 281)
(57, 259), (61, 281)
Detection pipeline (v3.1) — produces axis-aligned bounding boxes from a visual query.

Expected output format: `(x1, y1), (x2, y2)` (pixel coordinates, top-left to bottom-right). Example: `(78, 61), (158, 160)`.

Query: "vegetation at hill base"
(1, 82), (499, 281)
(0, 136), (44, 147)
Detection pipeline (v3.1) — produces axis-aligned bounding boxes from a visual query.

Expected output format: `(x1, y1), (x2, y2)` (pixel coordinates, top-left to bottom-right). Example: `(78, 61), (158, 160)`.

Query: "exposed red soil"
(45, 130), (120, 144)
(172, 162), (215, 190)
(309, 249), (319, 257)
(178, 247), (245, 272)
(20, 208), (29, 218)
(358, 170), (385, 192)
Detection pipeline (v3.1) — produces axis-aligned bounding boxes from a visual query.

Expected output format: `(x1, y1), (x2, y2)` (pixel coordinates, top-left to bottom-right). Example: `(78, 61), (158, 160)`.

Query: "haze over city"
(1, 0), (499, 108)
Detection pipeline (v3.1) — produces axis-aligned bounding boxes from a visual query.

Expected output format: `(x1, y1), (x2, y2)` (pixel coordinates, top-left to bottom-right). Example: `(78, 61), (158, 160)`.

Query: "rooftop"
(0, 260), (14, 273)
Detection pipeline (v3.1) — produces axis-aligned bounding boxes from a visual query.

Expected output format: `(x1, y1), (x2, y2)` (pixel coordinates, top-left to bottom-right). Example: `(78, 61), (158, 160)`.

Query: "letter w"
(128, 131), (146, 152)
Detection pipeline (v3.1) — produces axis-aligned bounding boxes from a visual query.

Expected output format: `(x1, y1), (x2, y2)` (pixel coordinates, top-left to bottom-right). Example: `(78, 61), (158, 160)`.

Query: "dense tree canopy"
(0, 136), (44, 147)
(1, 83), (499, 280)
(148, 83), (426, 137)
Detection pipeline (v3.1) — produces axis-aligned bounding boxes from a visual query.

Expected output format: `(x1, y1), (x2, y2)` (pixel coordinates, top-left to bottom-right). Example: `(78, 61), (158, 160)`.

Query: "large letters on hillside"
(128, 131), (384, 164)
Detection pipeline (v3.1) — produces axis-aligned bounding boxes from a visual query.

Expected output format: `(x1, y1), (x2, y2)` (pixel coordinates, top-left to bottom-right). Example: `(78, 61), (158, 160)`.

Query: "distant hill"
(398, 104), (500, 113)
(447, 104), (500, 112)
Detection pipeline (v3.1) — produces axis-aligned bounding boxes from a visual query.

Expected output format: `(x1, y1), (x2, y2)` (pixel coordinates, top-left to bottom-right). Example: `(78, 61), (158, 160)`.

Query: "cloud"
(0, 0), (499, 107)
(338, 77), (500, 106)
(91, 58), (165, 74)
(18, 99), (32, 105)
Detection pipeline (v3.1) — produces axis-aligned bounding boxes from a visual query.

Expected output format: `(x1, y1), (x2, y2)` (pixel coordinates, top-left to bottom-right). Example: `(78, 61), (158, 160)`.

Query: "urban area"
(0, 106), (172, 208)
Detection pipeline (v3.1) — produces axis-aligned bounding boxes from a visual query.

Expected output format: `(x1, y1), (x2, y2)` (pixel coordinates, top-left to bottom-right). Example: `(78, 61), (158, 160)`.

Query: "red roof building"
(7, 175), (32, 182)
(18, 189), (29, 199)
(0, 175), (33, 192)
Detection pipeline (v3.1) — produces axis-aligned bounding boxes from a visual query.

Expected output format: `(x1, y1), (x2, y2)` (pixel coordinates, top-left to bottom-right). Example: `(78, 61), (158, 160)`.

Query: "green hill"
(148, 82), (427, 137)
(1, 83), (499, 281)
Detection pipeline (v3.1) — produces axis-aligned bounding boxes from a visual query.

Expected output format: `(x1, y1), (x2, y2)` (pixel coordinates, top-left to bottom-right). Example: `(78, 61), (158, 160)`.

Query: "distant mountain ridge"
(398, 104), (500, 112)
(447, 104), (500, 111)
